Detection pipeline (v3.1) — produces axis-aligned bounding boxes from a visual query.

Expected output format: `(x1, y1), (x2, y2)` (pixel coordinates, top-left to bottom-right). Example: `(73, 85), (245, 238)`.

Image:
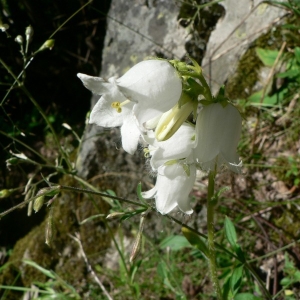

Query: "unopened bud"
(6, 157), (19, 167)
(37, 39), (55, 52)
(25, 25), (34, 42)
(37, 186), (60, 197)
(130, 212), (147, 263)
(106, 212), (125, 219)
(33, 196), (45, 212)
(155, 98), (194, 141)
(27, 200), (33, 216)
(45, 208), (54, 246)
(0, 23), (9, 32)
(15, 35), (23, 44)
(0, 189), (14, 199)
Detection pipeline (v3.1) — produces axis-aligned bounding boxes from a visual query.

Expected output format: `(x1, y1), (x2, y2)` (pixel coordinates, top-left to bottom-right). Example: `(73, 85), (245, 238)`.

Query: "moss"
(226, 14), (300, 101)
(272, 208), (300, 241)
(0, 175), (114, 295)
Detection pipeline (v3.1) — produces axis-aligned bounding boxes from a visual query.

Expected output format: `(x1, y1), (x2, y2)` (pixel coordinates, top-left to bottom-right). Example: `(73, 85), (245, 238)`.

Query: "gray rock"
(202, 0), (286, 94)
(77, 0), (188, 186)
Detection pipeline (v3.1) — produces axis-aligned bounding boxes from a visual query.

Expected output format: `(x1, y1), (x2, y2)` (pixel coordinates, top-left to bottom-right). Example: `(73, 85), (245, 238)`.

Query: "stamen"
(111, 100), (131, 113)
(143, 148), (150, 158)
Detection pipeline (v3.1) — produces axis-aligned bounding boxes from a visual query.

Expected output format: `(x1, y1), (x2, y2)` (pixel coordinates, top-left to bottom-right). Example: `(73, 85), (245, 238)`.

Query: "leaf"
(277, 68), (300, 79)
(224, 216), (238, 249)
(23, 259), (55, 279)
(230, 265), (244, 295)
(247, 88), (287, 107)
(294, 47), (300, 64)
(235, 245), (246, 263)
(234, 293), (263, 300)
(182, 227), (209, 257)
(222, 277), (233, 300)
(255, 47), (280, 67)
(157, 261), (168, 279)
(160, 235), (191, 251)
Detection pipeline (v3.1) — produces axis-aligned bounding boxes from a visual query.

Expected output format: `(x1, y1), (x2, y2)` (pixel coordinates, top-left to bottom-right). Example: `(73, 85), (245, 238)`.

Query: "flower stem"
(207, 171), (222, 299)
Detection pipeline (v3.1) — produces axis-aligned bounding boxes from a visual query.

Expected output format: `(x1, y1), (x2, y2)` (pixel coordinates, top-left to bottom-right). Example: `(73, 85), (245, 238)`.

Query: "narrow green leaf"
(235, 245), (246, 263)
(157, 261), (168, 279)
(222, 277), (232, 300)
(136, 182), (147, 205)
(79, 213), (106, 225)
(294, 47), (300, 63)
(23, 259), (55, 279)
(277, 68), (300, 79)
(224, 216), (238, 249)
(182, 227), (208, 257)
(230, 265), (244, 295)
(0, 286), (51, 294)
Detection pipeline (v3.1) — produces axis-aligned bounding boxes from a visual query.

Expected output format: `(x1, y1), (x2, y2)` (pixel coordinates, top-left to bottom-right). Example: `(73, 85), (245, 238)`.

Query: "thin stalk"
(0, 59), (72, 171)
(21, 85), (72, 170)
(59, 180), (148, 208)
(0, 130), (53, 165)
(245, 262), (272, 300)
(207, 171), (222, 299)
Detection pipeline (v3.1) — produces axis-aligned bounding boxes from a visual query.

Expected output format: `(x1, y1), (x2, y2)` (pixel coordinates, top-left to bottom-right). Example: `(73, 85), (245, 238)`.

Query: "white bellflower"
(193, 102), (242, 173)
(77, 60), (182, 154)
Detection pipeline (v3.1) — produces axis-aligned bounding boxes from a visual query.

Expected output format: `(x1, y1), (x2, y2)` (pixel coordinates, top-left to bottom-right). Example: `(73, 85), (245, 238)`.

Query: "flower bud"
(25, 25), (34, 42)
(37, 186), (60, 197)
(130, 212), (147, 263)
(45, 209), (54, 246)
(0, 23), (9, 32)
(27, 200), (33, 216)
(37, 39), (55, 52)
(155, 98), (194, 141)
(33, 196), (45, 212)
(106, 212), (125, 219)
(0, 189), (14, 199)
(6, 157), (19, 168)
(15, 35), (23, 45)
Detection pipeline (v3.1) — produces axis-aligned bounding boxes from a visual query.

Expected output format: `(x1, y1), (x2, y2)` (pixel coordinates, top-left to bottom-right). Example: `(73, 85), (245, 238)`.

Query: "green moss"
(226, 14), (300, 101)
(0, 175), (114, 294)
(272, 209), (300, 240)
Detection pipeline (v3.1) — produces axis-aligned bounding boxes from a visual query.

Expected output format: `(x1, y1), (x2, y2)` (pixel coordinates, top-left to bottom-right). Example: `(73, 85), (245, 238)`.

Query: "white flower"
(77, 60), (182, 154)
(193, 102), (242, 173)
(144, 123), (195, 170)
(142, 123), (196, 214)
(142, 163), (196, 215)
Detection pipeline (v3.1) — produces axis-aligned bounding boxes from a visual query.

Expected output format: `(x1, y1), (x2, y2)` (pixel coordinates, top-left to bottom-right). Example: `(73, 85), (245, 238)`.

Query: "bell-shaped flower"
(77, 60), (182, 154)
(193, 102), (242, 173)
(144, 122), (195, 170)
(142, 163), (196, 215)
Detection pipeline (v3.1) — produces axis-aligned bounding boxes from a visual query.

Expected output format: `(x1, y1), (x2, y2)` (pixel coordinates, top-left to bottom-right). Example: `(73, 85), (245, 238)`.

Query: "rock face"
(1, 0), (188, 294)
(201, 0), (286, 94)
(76, 0), (187, 182)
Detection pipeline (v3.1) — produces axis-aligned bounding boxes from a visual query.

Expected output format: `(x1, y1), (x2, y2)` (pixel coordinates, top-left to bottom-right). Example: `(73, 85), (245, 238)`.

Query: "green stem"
(207, 171), (222, 299)
(0, 58), (72, 171)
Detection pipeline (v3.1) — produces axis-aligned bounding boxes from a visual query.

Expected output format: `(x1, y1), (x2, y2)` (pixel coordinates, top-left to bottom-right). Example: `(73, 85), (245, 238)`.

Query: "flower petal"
(77, 73), (116, 95)
(176, 164), (196, 214)
(151, 123), (195, 170)
(120, 115), (141, 155)
(117, 60), (182, 126)
(143, 164), (195, 215)
(193, 102), (242, 172)
(89, 95), (133, 127)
